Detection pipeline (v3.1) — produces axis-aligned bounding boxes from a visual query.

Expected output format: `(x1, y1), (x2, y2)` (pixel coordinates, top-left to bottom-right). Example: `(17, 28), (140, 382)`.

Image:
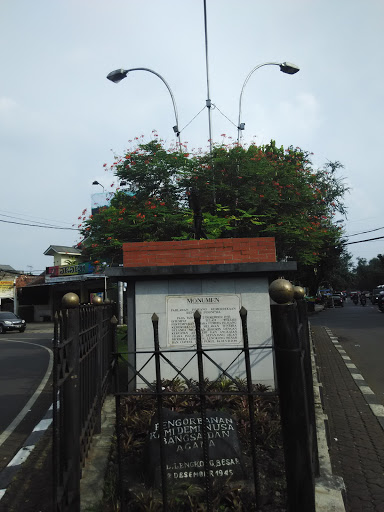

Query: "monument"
(144, 409), (245, 486)
(106, 237), (296, 389)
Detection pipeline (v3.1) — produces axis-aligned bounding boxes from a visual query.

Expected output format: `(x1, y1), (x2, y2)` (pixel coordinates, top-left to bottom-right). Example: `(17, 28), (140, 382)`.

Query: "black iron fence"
(52, 304), (116, 511)
(114, 299), (318, 512)
(271, 300), (319, 511)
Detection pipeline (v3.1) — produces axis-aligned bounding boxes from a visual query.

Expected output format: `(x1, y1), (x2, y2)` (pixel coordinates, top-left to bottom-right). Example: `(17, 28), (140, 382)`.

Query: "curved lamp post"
(92, 180), (104, 192)
(237, 61), (300, 144)
(107, 68), (181, 148)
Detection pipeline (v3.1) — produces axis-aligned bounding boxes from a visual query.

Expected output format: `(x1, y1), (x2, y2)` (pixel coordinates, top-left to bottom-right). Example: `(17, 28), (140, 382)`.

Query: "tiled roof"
(0, 265), (16, 272)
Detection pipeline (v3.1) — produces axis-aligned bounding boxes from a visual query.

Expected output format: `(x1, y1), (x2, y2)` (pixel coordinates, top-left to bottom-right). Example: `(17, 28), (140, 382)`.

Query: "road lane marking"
(370, 404), (384, 416)
(359, 386), (375, 394)
(8, 445), (34, 466)
(0, 341), (53, 448)
(32, 418), (52, 432)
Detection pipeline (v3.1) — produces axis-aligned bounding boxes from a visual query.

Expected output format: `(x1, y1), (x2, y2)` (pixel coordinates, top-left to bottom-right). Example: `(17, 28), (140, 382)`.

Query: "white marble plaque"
(166, 295), (242, 347)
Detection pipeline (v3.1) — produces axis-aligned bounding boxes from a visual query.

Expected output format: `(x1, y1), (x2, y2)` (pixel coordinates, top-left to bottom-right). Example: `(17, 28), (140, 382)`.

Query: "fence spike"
(194, 310), (201, 319)
(152, 313), (159, 322)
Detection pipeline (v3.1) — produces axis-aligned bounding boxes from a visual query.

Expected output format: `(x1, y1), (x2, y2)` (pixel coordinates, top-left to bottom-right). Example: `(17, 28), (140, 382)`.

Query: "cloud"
(277, 93), (322, 134)
(0, 97), (18, 111)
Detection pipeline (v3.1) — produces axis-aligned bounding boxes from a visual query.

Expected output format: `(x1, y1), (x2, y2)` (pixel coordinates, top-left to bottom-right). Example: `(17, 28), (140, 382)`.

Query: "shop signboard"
(0, 280), (14, 299)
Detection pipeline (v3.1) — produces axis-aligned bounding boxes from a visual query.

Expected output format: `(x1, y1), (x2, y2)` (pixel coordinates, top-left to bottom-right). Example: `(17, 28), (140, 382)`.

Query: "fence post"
(52, 310), (60, 510)
(152, 313), (168, 511)
(94, 306), (103, 435)
(296, 299), (319, 477)
(239, 306), (261, 508)
(64, 307), (81, 511)
(271, 303), (316, 512)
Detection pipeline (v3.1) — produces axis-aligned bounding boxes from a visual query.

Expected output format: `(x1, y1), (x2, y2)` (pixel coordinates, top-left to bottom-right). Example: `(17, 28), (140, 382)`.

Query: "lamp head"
(92, 180), (104, 191)
(280, 62), (300, 75)
(107, 69), (128, 83)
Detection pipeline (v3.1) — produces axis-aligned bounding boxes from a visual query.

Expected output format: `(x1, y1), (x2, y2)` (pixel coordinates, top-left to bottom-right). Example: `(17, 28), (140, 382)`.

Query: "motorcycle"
(352, 295), (359, 305)
(360, 295), (367, 306)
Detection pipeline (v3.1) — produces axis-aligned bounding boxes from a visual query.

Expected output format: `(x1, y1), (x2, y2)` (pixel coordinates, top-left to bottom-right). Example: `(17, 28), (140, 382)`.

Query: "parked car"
(378, 292), (384, 313)
(0, 312), (26, 333)
(372, 287), (384, 304)
(332, 294), (344, 307)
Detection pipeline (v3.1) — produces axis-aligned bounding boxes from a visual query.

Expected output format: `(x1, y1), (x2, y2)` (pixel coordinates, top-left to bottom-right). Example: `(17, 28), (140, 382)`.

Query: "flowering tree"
(78, 138), (347, 276)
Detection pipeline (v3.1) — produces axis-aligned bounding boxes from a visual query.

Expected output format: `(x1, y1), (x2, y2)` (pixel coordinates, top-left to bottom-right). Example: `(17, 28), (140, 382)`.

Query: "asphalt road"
(310, 298), (384, 406)
(0, 331), (53, 472)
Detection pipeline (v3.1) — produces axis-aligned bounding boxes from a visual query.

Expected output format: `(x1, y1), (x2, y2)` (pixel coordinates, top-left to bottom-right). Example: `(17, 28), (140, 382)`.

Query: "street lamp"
(107, 68), (181, 148)
(92, 180), (104, 192)
(237, 61), (300, 143)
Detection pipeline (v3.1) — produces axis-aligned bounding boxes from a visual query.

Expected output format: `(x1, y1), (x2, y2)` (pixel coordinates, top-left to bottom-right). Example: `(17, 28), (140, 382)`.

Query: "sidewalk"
(25, 322), (54, 333)
(311, 324), (384, 512)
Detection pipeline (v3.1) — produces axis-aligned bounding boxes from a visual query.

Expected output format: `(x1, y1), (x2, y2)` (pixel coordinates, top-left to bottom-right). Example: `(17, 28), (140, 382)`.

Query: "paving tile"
(312, 326), (384, 511)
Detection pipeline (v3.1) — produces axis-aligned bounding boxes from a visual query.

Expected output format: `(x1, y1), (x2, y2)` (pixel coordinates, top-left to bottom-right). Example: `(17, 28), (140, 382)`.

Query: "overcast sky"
(1, 0), (383, 274)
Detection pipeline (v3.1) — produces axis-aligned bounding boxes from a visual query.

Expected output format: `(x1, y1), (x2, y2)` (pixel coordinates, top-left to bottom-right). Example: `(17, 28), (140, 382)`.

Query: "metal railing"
(114, 299), (317, 511)
(52, 304), (115, 511)
(271, 300), (318, 511)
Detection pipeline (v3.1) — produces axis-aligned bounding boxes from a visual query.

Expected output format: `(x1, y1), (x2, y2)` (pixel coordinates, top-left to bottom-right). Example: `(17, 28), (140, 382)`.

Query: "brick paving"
(312, 325), (384, 512)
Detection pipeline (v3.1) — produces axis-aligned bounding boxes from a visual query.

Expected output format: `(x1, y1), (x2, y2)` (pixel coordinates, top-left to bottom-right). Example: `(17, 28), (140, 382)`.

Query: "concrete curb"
(80, 395), (116, 511)
(24, 322), (54, 334)
(310, 325), (346, 512)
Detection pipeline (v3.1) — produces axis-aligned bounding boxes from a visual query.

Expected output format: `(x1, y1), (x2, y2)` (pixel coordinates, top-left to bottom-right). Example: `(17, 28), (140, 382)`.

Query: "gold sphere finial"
(62, 292), (80, 308)
(269, 278), (294, 304)
(293, 286), (306, 300)
(92, 295), (103, 306)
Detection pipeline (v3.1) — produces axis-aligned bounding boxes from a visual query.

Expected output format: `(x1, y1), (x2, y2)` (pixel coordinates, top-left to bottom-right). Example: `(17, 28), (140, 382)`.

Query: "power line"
(341, 235), (384, 246)
(0, 218), (79, 230)
(0, 213), (70, 228)
(346, 226), (384, 238)
(0, 208), (73, 227)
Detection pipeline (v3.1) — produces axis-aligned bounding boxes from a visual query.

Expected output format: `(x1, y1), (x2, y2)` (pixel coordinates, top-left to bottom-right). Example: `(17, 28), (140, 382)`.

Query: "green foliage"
(79, 138), (348, 271)
(352, 254), (384, 290)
